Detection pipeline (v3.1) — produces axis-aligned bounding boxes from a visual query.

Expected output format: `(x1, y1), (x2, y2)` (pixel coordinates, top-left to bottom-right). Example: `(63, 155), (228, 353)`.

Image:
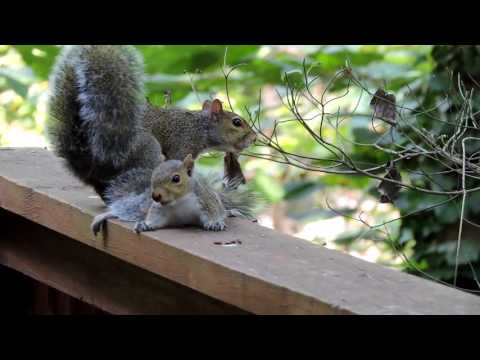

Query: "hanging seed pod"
(370, 88), (397, 126)
(378, 160), (402, 203)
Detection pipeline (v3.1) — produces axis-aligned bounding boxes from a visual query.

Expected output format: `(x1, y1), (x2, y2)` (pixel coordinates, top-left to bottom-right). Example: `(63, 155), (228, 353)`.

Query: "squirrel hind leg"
(226, 209), (243, 218)
(134, 220), (155, 234)
(91, 211), (117, 237)
(226, 209), (258, 223)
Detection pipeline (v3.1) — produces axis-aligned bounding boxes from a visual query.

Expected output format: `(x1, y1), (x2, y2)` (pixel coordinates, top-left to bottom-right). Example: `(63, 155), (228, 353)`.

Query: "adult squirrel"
(47, 45), (256, 201)
(91, 155), (257, 235)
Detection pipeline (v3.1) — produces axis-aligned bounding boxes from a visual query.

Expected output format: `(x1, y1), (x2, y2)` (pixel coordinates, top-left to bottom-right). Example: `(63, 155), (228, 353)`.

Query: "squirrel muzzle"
(152, 193), (163, 203)
(152, 190), (178, 206)
(234, 131), (257, 152)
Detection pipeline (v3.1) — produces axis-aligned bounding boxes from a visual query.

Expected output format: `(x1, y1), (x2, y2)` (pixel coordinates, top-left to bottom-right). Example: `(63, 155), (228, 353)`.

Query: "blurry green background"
(1, 45), (479, 291)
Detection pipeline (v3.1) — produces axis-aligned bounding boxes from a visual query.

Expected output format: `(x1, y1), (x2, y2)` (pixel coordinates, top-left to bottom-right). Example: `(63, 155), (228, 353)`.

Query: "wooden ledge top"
(1, 147), (480, 315)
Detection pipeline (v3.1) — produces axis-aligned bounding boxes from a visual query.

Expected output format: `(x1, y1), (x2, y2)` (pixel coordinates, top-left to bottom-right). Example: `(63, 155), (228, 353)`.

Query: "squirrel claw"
(91, 219), (105, 236)
(134, 221), (152, 234)
(204, 220), (226, 232)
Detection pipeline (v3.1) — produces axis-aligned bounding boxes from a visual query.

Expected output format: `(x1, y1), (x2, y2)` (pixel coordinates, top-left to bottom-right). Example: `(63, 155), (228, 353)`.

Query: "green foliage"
(283, 181), (323, 201)
(396, 46), (480, 287)
(252, 168), (285, 203)
(14, 45), (60, 80)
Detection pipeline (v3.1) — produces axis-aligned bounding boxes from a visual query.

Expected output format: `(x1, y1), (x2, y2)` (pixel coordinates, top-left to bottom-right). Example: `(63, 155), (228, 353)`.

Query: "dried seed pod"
(370, 89), (397, 126)
(223, 152), (246, 188)
(378, 161), (402, 203)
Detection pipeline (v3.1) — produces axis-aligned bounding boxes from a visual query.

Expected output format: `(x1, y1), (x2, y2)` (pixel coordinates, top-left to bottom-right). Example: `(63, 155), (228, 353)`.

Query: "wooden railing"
(1, 147), (480, 314)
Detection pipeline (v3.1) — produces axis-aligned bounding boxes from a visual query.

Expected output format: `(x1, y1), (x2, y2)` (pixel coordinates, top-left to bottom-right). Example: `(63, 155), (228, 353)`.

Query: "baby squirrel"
(47, 45), (256, 202)
(91, 154), (257, 235)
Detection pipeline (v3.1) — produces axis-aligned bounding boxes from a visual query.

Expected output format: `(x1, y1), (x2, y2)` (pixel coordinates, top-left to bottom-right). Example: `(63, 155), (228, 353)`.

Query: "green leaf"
(282, 69), (304, 90)
(14, 45), (60, 80)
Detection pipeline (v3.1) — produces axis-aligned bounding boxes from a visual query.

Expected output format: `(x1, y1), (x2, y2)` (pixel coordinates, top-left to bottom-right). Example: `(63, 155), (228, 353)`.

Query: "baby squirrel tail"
(217, 175), (259, 220)
(47, 45), (156, 198)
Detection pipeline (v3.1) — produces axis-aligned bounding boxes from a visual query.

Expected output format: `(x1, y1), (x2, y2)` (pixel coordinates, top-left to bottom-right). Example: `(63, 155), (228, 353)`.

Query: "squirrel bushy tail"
(47, 45), (162, 199)
(201, 174), (258, 220)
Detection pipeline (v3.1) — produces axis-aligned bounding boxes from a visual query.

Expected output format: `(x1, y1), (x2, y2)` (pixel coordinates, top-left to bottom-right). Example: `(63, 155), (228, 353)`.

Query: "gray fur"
(47, 45), (162, 200)
(142, 102), (256, 161)
(219, 176), (258, 220)
(47, 45), (254, 204)
(46, 45), (257, 236)
(91, 211), (117, 236)
(151, 159), (184, 182)
(92, 166), (257, 235)
(74, 45), (145, 167)
(109, 190), (152, 222)
(103, 167), (153, 204)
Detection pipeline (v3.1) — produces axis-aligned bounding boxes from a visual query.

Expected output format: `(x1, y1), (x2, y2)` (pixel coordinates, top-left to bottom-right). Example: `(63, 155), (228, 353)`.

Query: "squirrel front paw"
(203, 220), (226, 232)
(91, 219), (105, 236)
(90, 215), (107, 236)
(134, 221), (153, 234)
(91, 213), (118, 237)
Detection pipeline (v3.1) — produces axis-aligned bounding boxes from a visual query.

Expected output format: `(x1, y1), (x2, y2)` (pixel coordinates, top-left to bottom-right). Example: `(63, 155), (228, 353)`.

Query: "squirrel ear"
(202, 100), (212, 111)
(210, 99), (224, 114)
(183, 154), (194, 176)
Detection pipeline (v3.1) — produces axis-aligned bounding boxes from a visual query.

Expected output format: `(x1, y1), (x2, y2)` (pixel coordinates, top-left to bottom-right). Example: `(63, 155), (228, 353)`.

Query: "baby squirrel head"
(150, 154), (195, 206)
(202, 99), (256, 153)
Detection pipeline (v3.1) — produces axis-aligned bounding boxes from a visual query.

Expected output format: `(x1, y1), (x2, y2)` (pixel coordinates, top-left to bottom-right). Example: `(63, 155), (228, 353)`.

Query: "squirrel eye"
(232, 118), (242, 127)
(172, 174), (181, 183)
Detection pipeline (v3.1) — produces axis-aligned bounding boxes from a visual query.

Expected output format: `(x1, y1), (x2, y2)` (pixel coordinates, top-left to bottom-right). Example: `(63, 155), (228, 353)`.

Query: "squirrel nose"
(152, 193), (162, 203)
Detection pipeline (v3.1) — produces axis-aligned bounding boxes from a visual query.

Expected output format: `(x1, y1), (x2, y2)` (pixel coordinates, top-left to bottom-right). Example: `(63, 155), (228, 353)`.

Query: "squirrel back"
(47, 45), (162, 199)
(142, 99), (257, 161)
